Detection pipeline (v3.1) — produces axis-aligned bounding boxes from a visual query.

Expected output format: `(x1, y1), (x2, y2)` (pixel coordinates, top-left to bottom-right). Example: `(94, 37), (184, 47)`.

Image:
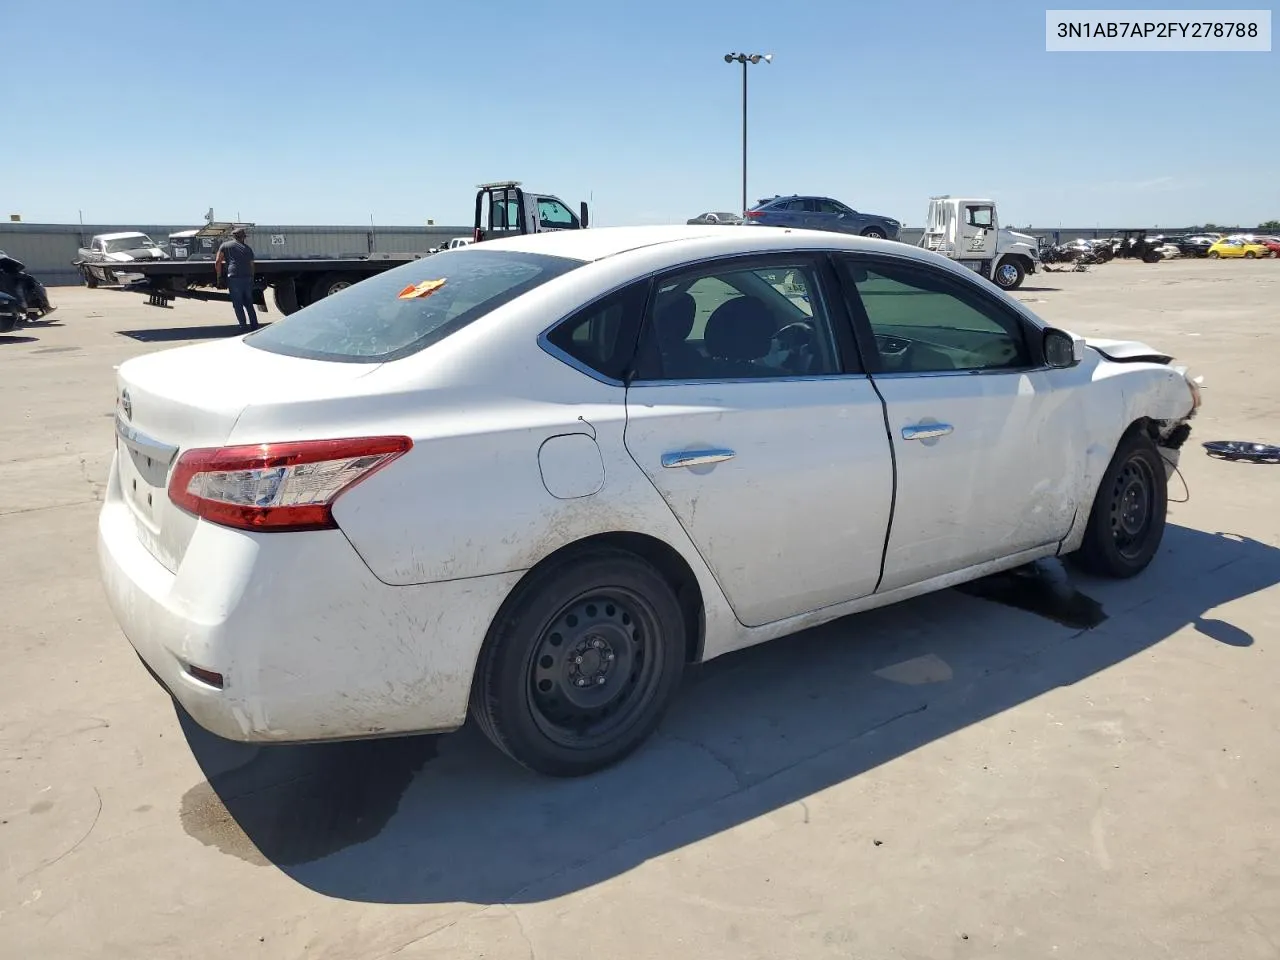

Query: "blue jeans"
(228, 277), (258, 328)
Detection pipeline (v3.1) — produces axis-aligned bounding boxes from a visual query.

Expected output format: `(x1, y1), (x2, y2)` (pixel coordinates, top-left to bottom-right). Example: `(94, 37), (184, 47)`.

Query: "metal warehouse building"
(3, 221), (1265, 287)
(0, 222), (472, 286)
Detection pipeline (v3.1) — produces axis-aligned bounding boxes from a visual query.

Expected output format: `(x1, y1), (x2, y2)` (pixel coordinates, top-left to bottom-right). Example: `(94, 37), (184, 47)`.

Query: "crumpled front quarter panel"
(1057, 350), (1196, 552)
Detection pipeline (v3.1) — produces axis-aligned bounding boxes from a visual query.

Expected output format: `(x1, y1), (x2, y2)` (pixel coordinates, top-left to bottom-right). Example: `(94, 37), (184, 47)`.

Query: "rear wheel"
(272, 279), (300, 315)
(860, 226), (887, 240)
(470, 548), (686, 776)
(1070, 431), (1167, 578)
(1207, 250), (1220, 259)
(310, 274), (352, 303)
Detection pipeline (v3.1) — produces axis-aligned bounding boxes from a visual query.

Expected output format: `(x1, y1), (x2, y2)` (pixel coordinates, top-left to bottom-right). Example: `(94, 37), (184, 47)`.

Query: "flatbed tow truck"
(111, 182), (588, 316)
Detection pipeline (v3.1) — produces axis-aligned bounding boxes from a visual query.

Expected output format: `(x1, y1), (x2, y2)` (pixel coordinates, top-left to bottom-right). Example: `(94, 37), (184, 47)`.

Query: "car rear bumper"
(97, 452), (523, 743)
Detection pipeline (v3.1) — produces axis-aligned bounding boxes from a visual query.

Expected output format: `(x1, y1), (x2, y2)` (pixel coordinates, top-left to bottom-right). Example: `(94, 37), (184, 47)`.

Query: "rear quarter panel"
(227, 249), (745, 655)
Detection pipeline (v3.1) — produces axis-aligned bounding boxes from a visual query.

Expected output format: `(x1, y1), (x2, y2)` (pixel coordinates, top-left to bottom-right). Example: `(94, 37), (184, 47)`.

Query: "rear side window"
(544, 282), (648, 382)
(247, 250), (583, 363)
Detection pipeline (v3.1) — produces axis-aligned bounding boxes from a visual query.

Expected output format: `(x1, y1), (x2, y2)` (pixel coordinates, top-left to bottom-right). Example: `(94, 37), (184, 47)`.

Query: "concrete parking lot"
(2, 258), (1279, 959)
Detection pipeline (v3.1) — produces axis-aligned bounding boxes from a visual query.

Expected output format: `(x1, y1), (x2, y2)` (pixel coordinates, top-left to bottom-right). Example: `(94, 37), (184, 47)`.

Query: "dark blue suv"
(744, 195), (901, 240)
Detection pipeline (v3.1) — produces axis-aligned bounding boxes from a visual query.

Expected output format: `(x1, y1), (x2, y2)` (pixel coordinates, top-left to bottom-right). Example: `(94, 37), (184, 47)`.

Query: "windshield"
(103, 236), (156, 252)
(246, 249), (583, 363)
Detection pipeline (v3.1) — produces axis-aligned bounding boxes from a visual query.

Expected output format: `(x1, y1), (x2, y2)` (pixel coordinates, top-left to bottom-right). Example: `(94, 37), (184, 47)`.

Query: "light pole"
(723, 52), (772, 216)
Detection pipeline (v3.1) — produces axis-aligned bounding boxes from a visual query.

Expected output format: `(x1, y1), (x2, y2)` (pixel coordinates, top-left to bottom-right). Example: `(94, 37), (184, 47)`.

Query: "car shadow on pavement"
(117, 324), (270, 342)
(0, 335), (39, 345)
(178, 524), (1278, 906)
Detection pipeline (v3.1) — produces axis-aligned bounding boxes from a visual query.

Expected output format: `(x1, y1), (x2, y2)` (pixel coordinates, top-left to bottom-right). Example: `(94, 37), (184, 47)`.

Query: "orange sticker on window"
(398, 278), (446, 300)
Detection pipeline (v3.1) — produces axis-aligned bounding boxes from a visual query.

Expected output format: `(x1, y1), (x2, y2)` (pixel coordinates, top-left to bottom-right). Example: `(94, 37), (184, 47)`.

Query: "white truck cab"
(473, 181), (589, 243)
(918, 197), (1038, 291)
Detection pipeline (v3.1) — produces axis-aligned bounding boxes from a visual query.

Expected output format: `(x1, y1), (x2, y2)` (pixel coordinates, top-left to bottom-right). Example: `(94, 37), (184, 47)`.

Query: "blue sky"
(2, 0), (1276, 228)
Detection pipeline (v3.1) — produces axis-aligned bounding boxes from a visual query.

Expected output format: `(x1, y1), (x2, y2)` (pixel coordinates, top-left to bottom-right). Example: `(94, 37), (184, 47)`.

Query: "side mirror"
(579, 202), (590, 229)
(1043, 327), (1083, 368)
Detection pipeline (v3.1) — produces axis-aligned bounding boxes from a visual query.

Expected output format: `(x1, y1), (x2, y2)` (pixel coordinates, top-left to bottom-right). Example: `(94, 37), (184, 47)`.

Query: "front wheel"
(1244, 251), (1257, 259)
(83, 270), (99, 289)
(470, 548), (686, 776)
(1070, 431), (1168, 578)
(860, 227), (887, 240)
(1207, 251), (1220, 259)
(993, 257), (1026, 290)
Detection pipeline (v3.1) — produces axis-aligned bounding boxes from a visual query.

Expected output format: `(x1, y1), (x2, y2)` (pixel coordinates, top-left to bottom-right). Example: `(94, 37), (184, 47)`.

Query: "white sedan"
(99, 226), (1200, 775)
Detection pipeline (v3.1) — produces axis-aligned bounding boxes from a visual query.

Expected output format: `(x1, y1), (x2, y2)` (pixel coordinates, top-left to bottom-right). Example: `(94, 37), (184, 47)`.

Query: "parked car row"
(688, 195), (902, 241)
(1038, 232), (1279, 264)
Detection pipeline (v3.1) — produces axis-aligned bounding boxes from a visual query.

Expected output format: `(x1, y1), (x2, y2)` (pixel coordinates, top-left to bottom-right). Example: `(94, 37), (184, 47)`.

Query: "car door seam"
(866, 374), (897, 594)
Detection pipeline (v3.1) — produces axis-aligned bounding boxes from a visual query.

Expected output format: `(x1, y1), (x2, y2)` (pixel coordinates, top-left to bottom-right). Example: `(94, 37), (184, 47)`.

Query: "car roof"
(467, 224), (949, 268)
(475, 225), (738, 261)
(95, 231), (152, 241)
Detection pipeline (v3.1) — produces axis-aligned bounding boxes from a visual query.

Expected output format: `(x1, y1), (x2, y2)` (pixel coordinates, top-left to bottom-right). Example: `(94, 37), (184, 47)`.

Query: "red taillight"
(745, 210), (763, 219)
(473, 227), (483, 243)
(168, 436), (412, 532)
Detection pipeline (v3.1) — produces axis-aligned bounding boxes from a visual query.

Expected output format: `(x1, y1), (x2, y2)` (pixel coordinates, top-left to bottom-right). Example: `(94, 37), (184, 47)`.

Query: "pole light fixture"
(723, 52), (773, 216)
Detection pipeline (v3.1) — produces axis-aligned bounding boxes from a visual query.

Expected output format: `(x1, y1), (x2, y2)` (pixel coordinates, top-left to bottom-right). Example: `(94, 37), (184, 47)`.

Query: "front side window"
(840, 257), (1031, 373)
(965, 206), (994, 228)
(537, 199), (575, 229)
(632, 258), (844, 381)
(247, 249), (582, 363)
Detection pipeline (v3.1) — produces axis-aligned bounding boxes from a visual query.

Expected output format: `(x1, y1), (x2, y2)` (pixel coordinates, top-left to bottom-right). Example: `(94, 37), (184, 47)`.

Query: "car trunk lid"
(113, 338), (379, 572)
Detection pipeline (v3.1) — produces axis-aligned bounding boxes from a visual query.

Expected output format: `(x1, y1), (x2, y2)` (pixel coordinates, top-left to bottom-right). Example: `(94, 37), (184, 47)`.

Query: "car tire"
(860, 227), (887, 240)
(993, 257), (1026, 290)
(1244, 251), (1257, 259)
(0, 308), (16, 334)
(83, 271), (98, 289)
(1070, 430), (1168, 579)
(1207, 251), (1220, 259)
(470, 547), (687, 776)
(310, 274), (353, 302)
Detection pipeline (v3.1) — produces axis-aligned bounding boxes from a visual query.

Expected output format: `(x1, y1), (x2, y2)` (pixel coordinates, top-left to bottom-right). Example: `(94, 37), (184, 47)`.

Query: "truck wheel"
(993, 258), (1026, 290)
(1070, 430), (1167, 578)
(310, 274), (352, 303)
(860, 227), (887, 240)
(273, 280), (300, 315)
(84, 270), (98, 289)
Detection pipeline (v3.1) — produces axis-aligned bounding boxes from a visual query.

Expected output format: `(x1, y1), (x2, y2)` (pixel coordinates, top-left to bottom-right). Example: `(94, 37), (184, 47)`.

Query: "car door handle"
(901, 423), (954, 441)
(661, 449), (736, 469)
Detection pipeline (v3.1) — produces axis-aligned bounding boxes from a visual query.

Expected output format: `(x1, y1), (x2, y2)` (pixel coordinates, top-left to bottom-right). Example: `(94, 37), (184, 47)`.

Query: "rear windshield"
(246, 249), (583, 363)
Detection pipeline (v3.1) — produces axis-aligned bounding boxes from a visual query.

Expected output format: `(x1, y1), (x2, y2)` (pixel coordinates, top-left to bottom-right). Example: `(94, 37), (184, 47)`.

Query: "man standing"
(214, 227), (258, 329)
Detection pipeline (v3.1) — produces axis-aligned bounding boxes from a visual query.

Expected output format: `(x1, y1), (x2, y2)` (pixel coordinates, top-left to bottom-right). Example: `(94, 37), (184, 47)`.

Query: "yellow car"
(1207, 238), (1270, 259)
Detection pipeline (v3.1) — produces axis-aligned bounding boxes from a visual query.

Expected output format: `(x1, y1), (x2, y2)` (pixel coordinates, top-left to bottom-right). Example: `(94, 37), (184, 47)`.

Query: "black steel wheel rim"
(1109, 454), (1157, 559)
(526, 587), (665, 749)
